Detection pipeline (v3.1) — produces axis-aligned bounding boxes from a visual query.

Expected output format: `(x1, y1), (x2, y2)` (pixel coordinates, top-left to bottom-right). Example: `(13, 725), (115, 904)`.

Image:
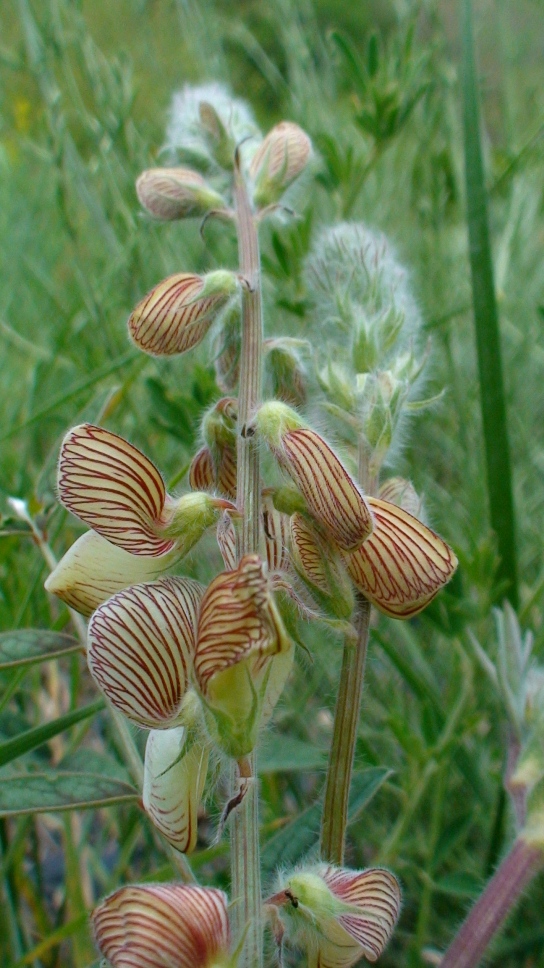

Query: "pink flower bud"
(58, 424), (175, 557)
(128, 270), (238, 356)
(87, 577), (202, 728)
(92, 883), (230, 968)
(347, 498), (457, 618)
(250, 121), (312, 206)
(136, 167), (225, 221)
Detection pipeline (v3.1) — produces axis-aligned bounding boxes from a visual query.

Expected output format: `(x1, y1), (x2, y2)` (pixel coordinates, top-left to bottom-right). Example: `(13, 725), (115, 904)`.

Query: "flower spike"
(58, 424), (175, 556)
(268, 864), (401, 967)
(129, 270), (238, 356)
(347, 497), (457, 618)
(92, 883), (231, 968)
(88, 577), (203, 728)
(44, 530), (175, 617)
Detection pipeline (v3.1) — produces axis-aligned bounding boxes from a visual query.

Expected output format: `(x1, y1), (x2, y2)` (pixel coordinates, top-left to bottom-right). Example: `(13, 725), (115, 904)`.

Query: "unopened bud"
(257, 401), (374, 551)
(166, 492), (236, 553)
(214, 303), (241, 392)
(378, 477), (422, 518)
(129, 270), (238, 357)
(265, 338), (309, 407)
(136, 167), (225, 221)
(290, 513), (354, 620)
(250, 121), (312, 207)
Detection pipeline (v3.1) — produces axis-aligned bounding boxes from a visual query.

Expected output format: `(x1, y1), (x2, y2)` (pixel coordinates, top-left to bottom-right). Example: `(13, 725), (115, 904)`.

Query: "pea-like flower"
(136, 167), (225, 221)
(250, 121), (312, 207)
(128, 270), (238, 356)
(266, 863), (401, 966)
(92, 883), (233, 968)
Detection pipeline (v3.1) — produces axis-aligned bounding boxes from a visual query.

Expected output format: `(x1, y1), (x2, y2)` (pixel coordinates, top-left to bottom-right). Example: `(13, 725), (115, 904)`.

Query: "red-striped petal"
(378, 477), (422, 517)
(347, 497), (457, 618)
(263, 493), (290, 574)
(216, 511), (237, 570)
(88, 577), (203, 728)
(92, 883), (229, 968)
(321, 865), (401, 962)
(128, 272), (232, 356)
(58, 424), (174, 556)
(189, 447), (215, 492)
(280, 429), (374, 551)
(44, 531), (174, 617)
(143, 726), (208, 853)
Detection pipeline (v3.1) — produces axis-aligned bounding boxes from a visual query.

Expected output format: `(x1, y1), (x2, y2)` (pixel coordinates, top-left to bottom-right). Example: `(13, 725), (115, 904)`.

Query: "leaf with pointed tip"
(0, 771), (138, 815)
(0, 699), (104, 768)
(0, 630), (80, 668)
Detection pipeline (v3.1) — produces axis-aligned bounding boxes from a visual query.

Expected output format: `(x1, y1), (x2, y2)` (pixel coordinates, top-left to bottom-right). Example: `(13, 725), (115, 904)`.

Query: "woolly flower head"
(165, 82), (260, 169)
(305, 222), (422, 371)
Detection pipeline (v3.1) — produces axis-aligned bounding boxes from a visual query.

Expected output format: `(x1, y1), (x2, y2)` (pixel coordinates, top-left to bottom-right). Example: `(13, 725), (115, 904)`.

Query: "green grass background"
(1, 0), (544, 965)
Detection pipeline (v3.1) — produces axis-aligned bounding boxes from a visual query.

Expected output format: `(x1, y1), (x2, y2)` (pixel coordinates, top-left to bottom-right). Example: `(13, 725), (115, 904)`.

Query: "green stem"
(231, 151), (264, 967)
(321, 596), (371, 864)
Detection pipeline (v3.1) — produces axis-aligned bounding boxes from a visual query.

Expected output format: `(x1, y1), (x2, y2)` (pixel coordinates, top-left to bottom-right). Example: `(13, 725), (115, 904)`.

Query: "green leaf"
(261, 767), (391, 871)
(259, 734), (327, 773)
(0, 771), (138, 816)
(0, 699), (104, 767)
(434, 871), (483, 898)
(11, 915), (92, 968)
(461, 0), (518, 607)
(0, 630), (80, 669)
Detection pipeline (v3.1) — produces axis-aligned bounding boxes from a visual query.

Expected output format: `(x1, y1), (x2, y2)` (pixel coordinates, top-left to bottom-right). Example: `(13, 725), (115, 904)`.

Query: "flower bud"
(136, 167), (225, 221)
(92, 883), (231, 968)
(143, 714), (209, 853)
(257, 401), (374, 551)
(189, 397), (238, 499)
(267, 863), (401, 966)
(44, 530), (174, 617)
(262, 492), (290, 575)
(250, 121), (312, 207)
(58, 424), (176, 557)
(265, 337), (309, 407)
(213, 302), (241, 393)
(194, 555), (293, 757)
(378, 477), (422, 518)
(88, 577), (203, 728)
(165, 491), (236, 552)
(347, 498), (457, 618)
(290, 513), (354, 620)
(128, 270), (238, 357)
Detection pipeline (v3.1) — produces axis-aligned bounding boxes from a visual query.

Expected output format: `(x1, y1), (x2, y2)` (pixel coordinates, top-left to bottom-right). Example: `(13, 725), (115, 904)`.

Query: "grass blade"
(461, 0), (518, 607)
(0, 700), (104, 767)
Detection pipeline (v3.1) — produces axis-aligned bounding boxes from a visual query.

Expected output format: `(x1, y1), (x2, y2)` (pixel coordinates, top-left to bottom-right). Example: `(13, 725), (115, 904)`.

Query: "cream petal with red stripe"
(44, 530), (175, 617)
(58, 424), (175, 556)
(262, 493), (291, 574)
(319, 865), (401, 964)
(378, 477), (422, 518)
(128, 271), (236, 356)
(143, 725), (208, 854)
(279, 429), (373, 551)
(347, 497), (457, 618)
(189, 446), (215, 492)
(92, 883), (230, 968)
(216, 511), (237, 570)
(88, 577), (203, 728)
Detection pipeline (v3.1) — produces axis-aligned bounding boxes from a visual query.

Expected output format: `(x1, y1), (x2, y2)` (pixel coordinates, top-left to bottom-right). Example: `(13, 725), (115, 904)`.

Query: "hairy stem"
(231, 151), (264, 967)
(320, 441), (373, 865)
(441, 837), (544, 968)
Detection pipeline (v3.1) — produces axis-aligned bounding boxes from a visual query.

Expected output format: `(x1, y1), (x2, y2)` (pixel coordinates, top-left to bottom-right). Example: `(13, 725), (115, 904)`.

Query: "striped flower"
(346, 497), (457, 618)
(250, 121), (312, 207)
(136, 167), (225, 221)
(143, 717), (209, 854)
(267, 864), (401, 967)
(44, 530), (175, 617)
(128, 270), (238, 356)
(194, 555), (293, 758)
(87, 577), (203, 728)
(92, 883), (232, 968)
(189, 397), (238, 499)
(257, 402), (374, 552)
(289, 513), (354, 621)
(58, 424), (233, 558)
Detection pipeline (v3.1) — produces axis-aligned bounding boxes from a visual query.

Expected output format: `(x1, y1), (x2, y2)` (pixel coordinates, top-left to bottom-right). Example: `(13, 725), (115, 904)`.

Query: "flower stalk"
(230, 148), (264, 968)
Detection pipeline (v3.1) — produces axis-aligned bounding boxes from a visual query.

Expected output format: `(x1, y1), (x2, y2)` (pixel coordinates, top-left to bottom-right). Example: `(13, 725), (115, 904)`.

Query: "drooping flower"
(143, 705), (209, 853)
(289, 513), (354, 621)
(257, 401), (374, 551)
(194, 554), (293, 758)
(58, 424), (233, 557)
(92, 883), (232, 968)
(128, 270), (238, 357)
(87, 577), (203, 728)
(136, 167), (225, 221)
(267, 863), (401, 967)
(346, 497), (457, 618)
(44, 530), (175, 617)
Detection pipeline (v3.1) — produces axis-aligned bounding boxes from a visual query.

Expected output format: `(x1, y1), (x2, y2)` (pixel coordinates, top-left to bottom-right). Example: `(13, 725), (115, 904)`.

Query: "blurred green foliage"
(1, 0), (544, 965)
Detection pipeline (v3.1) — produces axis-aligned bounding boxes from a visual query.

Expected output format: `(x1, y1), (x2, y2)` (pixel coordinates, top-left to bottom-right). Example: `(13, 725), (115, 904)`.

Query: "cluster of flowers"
(45, 86), (457, 967)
